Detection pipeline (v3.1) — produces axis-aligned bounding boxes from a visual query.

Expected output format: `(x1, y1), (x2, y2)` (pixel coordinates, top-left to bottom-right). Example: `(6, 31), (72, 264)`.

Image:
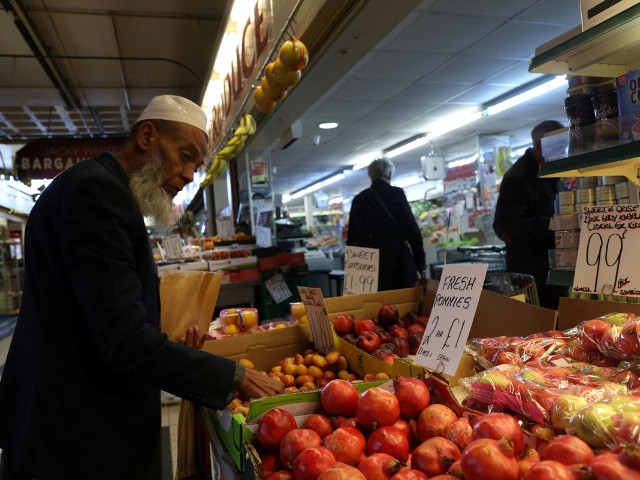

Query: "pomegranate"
(589, 452), (640, 480)
(356, 387), (400, 430)
(470, 412), (524, 455)
(321, 379), (360, 417)
(259, 452), (282, 478)
(430, 476), (460, 480)
(293, 446), (337, 480)
(257, 408), (297, 451)
(280, 428), (322, 469)
(367, 425), (410, 462)
(446, 459), (465, 478)
(391, 418), (413, 444)
(302, 413), (334, 440)
(416, 404), (458, 441)
(317, 462), (366, 480)
(524, 460), (574, 480)
(390, 468), (429, 479)
(357, 452), (402, 480)
(567, 463), (591, 480)
(444, 417), (472, 450)
(411, 436), (461, 477)
(331, 416), (360, 430)
(323, 426), (367, 466)
(517, 446), (540, 479)
(540, 435), (595, 466)
(393, 376), (430, 419)
(461, 438), (519, 480)
(265, 471), (294, 480)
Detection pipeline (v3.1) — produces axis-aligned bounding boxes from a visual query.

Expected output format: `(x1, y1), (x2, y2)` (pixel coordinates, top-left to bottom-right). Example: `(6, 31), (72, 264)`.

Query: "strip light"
(485, 75), (567, 116)
(285, 172), (346, 202)
(425, 110), (483, 142)
(385, 135), (428, 158)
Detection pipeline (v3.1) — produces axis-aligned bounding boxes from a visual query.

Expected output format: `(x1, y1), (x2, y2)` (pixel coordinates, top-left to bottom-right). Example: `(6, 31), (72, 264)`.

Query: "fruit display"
(200, 112), (256, 188)
(332, 304), (429, 364)
(251, 377), (640, 480)
(254, 37), (308, 114)
(220, 307), (259, 334)
(460, 311), (640, 450)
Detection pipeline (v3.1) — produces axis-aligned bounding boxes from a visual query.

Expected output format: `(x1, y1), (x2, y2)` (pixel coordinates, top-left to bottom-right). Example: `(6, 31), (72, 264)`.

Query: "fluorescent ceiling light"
(328, 196), (343, 205)
(425, 110), (483, 142)
(319, 122), (338, 129)
(289, 172), (346, 201)
(282, 193), (291, 203)
(485, 75), (567, 116)
(447, 153), (479, 169)
(385, 135), (428, 158)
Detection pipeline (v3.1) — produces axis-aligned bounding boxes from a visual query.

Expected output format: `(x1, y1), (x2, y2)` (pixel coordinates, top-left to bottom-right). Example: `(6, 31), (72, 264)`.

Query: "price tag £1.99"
(413, 263), (487, 376)
(343, 246), (378, 295)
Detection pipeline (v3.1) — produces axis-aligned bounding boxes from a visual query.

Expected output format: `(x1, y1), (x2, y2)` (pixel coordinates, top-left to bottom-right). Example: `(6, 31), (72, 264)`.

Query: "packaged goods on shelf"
(580, 0), (640, 30)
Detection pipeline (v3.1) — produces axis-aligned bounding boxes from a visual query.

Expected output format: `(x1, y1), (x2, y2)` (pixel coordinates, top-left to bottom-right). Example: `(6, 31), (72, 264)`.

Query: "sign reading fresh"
(414, 263), (487, 376)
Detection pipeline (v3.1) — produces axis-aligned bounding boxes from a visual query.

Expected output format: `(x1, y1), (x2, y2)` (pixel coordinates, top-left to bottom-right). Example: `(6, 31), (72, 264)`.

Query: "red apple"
(355, 319), (377, 335)
(377, 304), (400, 327)
(357, 331), (382, 353)
(333, 314), (355, 335)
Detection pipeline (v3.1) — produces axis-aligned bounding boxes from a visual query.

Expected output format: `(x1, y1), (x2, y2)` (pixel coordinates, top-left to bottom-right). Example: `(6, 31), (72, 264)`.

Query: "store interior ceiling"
(0, 0), (583, 207)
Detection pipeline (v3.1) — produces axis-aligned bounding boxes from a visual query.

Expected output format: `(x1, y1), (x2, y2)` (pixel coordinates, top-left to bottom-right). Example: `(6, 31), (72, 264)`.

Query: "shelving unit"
(531, 7), (640, 291)
(529, 4), (640, 77)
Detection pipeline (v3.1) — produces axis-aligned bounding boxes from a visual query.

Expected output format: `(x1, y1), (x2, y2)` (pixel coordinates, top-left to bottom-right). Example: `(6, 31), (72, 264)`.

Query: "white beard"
(129, 150), (175, 233)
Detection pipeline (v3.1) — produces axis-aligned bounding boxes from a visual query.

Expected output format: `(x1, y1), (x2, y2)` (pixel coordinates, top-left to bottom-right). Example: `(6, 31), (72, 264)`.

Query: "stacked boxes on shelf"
(207, 246), (259, 284)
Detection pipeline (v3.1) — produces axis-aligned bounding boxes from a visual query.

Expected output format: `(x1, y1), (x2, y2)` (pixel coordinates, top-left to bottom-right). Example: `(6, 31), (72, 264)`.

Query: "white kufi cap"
(136, 95), (208, 136)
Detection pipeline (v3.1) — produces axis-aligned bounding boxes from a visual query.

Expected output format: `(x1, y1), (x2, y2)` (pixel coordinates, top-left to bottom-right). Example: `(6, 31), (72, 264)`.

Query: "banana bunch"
(200, 113), (256, 188)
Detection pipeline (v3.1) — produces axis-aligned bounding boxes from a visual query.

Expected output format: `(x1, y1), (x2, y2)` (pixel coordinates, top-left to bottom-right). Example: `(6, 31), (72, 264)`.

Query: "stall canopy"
(16, 137), (125, 182)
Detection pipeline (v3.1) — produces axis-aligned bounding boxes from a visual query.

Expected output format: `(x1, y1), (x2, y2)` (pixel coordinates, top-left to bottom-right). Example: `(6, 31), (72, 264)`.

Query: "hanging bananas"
(200, 113), (256, 188)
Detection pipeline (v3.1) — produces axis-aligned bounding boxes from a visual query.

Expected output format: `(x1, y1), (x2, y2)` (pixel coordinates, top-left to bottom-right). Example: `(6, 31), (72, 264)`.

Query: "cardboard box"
(616, 67), (640, 143)
(557, 296), (640, 330)
(580, 0), (640, 30)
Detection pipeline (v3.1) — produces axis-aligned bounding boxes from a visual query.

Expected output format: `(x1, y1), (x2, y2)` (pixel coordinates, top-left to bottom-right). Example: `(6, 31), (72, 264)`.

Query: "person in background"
(0, 95), (284, 480)
(493, 120), (568, 310)
(347, 158), (426, 291)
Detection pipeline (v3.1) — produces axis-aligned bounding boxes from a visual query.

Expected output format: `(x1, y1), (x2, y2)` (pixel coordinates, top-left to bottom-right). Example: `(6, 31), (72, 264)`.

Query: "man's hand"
(177, 325), (206, 350)
(239, 367), (285, 399)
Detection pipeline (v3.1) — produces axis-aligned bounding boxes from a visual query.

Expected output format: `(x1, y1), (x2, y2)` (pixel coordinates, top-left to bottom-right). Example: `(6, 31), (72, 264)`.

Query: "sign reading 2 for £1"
(573, 204), (640, 296)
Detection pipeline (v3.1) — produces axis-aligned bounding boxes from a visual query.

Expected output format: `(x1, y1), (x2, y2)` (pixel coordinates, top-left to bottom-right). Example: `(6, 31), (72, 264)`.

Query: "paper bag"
(160, 270), (223, 341)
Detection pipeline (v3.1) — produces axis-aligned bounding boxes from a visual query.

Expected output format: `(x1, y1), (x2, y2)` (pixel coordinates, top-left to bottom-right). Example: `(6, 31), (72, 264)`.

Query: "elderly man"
(0, 95), (283, 479)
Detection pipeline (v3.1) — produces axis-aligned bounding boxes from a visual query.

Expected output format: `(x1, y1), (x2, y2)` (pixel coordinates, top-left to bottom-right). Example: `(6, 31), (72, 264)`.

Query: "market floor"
(0, 317), (181, 479)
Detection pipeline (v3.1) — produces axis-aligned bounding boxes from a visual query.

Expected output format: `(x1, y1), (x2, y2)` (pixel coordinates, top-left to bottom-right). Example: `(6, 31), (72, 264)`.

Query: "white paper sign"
(163, 234), (183, 259)
(216, 217), (236, 239)
(265, 274), (292, 303)
(343, 246), (379, 295)
(414, 263), (488, 376)
(298, 286), (334, 354)
(573, 204), (640, 296)
(255, 226), (272, 247)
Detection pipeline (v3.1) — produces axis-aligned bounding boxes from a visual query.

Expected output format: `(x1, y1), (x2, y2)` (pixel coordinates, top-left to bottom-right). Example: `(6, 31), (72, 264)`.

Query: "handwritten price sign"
(573, 204), (640, 296)
(265, 274), (293, 303)
(413, 263), (487, 376)
(343, 246), (378, 295)
(163, 234), (183, 259)
(297, 286), (334, 354)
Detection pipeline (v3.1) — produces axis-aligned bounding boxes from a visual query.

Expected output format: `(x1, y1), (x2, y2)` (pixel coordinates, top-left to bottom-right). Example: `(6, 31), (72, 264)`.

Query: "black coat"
(347, 179), (425, 291)
(493, 148), (560, 298)
(0, 152), (240, 479)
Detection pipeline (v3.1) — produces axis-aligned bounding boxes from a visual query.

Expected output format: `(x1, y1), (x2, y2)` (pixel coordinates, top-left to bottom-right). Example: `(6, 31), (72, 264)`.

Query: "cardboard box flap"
(424, 279), (557, 339)
(324, 286), (424, 320)
(557, 296), (640, 330)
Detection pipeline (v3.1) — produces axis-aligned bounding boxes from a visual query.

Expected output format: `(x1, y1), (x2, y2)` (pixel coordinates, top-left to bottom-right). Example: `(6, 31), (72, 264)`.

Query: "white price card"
(265, 274), (292, 304)
(573, 204), (640, 296)
(163, 234), (183, 259)
(216, 217), (236, 240)
(343, 246), (379, 295)
(298, 286), (334, 354)
(255, 226), (272, 248)
(414, 263), (487, 376)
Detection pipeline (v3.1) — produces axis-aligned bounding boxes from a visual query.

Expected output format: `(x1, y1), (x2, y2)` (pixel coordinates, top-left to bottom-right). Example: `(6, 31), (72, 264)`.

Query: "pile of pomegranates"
(253, 376), (639, 479)
(332, 305), (429, 364)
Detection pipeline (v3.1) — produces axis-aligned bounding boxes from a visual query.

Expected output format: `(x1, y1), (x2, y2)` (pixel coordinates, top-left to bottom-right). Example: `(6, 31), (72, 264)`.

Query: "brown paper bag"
(159, 270), (223, 341)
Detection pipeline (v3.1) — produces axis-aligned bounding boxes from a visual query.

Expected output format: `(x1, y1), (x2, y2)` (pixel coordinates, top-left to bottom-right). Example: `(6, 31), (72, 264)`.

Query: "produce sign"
(414, 263), (487, 375)
(298, 286), (334, 355)
(343, 245), (379, 295)
(573, 203), (640, 296)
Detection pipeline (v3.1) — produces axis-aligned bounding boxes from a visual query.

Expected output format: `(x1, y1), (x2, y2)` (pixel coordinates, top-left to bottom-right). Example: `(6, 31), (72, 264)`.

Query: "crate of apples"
(333, 304), (429, 365)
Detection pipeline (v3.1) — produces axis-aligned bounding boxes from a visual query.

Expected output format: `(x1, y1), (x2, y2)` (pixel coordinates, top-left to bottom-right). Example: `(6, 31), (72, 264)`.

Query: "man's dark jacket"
(347, 179), (425, 291)
(0, 152), (240, 479)
(493, 148), (560, 301)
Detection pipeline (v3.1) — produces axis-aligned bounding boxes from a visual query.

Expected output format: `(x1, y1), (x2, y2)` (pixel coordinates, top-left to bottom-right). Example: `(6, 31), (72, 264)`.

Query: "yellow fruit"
(253, 86), (276, 113)
(261, 75), (286, 101)
(224, 324), (240, 335)
(298, 315), (308, 324)
(311, 354), (328, 370)
(279, 37), (309, 71)
(290, 302), (306, 320)
(238, 309), (258, 330)
(375, 372), (390, 380)
(238, 358), (254, 369)
(335, 355), (348, 371)
(337, 370), (350, 380)
(296, 364), (308, 376)
(325, 350), (340, 365)
(283, 363), (298, 376)
(282, 374), (296, 388)
(296, 374), (314, 386)
(271, 58), (302, 88)
(307, 365), (323, 378)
